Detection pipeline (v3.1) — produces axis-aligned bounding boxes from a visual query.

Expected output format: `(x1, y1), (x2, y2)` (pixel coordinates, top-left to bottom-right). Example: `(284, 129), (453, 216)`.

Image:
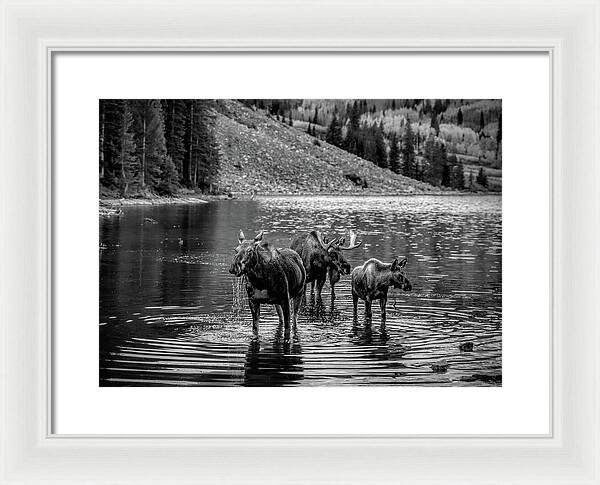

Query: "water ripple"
(100, 195), (501, 386)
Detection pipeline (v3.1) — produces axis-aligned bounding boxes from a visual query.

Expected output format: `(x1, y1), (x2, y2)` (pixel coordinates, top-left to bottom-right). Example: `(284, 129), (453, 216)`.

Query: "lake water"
(100, 195), (502, 386)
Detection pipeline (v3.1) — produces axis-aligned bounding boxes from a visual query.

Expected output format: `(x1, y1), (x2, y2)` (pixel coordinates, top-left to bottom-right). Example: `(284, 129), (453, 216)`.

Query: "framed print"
(53, 52), (548, 436)
(1, 0), (599, 484)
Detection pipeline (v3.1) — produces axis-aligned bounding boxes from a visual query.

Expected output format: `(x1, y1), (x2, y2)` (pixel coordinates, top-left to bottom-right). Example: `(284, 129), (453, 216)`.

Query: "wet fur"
(290, 231), (349, 300)
(243, 243), (306, 333)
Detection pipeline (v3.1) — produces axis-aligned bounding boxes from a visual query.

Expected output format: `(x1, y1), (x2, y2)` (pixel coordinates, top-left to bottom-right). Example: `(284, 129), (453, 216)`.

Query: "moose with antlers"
(290, 230), (362, 300)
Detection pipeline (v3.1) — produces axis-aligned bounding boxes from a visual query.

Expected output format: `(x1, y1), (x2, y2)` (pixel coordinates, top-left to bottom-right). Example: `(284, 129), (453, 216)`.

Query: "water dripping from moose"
(99, 195), (502, 386)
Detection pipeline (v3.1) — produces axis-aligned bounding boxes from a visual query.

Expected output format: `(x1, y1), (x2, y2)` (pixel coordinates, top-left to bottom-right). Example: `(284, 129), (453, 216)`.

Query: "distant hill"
(213, 100), (441, 196)
(99, 99), (500, 201)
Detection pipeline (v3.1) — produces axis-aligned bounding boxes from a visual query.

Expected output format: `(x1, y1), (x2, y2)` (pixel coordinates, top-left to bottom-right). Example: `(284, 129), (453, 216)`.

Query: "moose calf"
(351, 257), (412, 318)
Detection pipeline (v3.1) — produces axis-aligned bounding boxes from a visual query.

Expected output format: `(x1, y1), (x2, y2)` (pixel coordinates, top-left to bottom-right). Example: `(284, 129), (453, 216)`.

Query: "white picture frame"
(1, 0), (598, 483)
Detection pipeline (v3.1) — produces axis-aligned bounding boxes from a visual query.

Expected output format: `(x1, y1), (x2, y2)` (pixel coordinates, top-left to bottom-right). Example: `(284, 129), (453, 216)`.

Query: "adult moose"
(229, 230), (306, 334)
(351, 257), (412, 319)
(290, 230), (362, 300)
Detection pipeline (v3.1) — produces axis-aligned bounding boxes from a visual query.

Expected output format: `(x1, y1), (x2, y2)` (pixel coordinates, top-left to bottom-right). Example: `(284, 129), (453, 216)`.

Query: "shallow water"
(99, 195), (501, 386)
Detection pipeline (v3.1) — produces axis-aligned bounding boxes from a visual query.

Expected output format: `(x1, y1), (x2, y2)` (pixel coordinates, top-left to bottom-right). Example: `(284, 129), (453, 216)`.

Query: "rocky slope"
(213, 100), (440, 196)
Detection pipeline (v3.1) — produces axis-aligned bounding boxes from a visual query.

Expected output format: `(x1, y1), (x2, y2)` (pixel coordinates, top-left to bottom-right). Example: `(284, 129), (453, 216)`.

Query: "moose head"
(316, 230), (362, 275)
(229, 229), (267, 277)
(390, 257), (412, 291)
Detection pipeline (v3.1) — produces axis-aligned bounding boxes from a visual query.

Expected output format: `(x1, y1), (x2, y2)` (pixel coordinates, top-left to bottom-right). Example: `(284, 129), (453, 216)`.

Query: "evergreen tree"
(432, 142), (447, 185)
(476, 167), (488, 187)
(388, 132), (400, 174)
(469, 171), (474, 189)
(373, 123), (387, 168)
(423, 136), (448, 186)
(161, 100), (186, 181)
(495, 113), (502, 160)
(441, 163), (451, 187)
(181, 100), (220, 192)
(479, 111), (485, 132)
(100, 98), (222, 196)
(401, 122), (416, 178)
(431, 112), (440, 134)
(344, 101), (361, 154)
(99, 101), (106, 179)
(156, 155), (178, 195)
(118, 103), (137, 196)
(453, 161), (466, 189)
(423, 99), (431, 114)
(100, 100), (129, 186)
(312, 107), (319, 125)
(325, 114), (343, 147)
(457, 108), (463, 126)
(130, 100), (167, 188)
(193, 100), (220, 192)
(307, 123), (312, 134)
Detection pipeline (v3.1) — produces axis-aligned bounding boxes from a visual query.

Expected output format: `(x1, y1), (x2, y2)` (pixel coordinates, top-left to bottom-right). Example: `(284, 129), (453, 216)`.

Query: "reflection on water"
(100, 195), (501, 386)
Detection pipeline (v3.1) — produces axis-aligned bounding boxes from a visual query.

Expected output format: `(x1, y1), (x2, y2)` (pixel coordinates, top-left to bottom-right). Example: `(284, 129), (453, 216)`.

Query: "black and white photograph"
(99, 98), (502, 387)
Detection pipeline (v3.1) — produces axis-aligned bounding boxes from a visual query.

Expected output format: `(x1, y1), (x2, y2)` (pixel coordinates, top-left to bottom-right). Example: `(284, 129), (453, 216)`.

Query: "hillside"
(213, 100), (441, 196)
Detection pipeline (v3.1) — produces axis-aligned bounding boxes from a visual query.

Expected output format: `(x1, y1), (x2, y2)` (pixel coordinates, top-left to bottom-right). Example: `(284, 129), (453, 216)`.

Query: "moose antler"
(339, 230), (362, 250)
(315, 231), (337, 251)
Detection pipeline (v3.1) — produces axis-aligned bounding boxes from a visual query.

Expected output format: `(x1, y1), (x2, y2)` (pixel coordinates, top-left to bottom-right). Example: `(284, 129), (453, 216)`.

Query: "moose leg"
(352, 291), (359, 314)
(249, 300), (261, 334)
(315, 276), (326, 301)
(328, 267), (336, 301)
(365, 298), (373, 318)
(292, 295), (302, 328)
(281, 297), (292, 331)
(275, 304), (284, 325)
(379, 295), (388, 321)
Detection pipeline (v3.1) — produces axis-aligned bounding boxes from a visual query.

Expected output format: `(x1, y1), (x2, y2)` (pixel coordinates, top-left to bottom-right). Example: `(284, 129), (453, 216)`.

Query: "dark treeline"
(240, 99), (501, 190)
(99, 100), (220, 196)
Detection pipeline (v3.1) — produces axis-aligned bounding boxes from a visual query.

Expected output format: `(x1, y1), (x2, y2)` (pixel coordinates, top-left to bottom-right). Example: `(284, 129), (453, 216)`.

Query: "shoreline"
(99, 191), (500, 214)
(100, 195), (214, 208)
(97, 191), (506, 215)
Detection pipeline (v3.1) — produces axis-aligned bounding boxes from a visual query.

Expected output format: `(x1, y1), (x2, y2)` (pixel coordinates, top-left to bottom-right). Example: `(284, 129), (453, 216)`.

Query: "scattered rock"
(213, 100), (444, 196)
(472, 373), (502, 384)
(99, 207), (122, 217)
(459, 342), (474, 352)
(344, 173), (368, 188)
(144, 217), (158, 224)
(431, 361), (449, 373)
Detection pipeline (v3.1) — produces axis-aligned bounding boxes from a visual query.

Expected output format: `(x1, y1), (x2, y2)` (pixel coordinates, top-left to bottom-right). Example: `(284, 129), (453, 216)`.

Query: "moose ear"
(254, 231), (264, 242)
(398, 258), (408, 268)
(338, 237), (346, 246)
(238, 230), (245, 244)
